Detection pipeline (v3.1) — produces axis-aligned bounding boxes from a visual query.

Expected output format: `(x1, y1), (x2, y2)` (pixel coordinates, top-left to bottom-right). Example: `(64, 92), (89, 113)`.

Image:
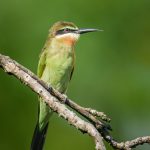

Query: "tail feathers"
(30, 122), (49, 150)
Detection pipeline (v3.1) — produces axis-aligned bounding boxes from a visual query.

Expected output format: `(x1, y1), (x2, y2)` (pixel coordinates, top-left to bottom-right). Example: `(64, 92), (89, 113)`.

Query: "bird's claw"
(61, 94), (68, 103)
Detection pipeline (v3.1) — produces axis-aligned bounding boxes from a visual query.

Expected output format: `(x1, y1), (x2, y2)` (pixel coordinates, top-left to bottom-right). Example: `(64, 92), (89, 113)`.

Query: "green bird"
(31, 21), (100, 150)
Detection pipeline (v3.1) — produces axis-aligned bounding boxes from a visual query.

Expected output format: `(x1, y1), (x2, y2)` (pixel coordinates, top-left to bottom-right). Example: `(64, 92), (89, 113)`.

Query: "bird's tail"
(30, 122), (49, 150)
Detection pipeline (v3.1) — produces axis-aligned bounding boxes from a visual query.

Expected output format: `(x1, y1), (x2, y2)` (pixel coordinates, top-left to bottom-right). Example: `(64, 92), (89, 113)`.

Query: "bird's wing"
(37, 51), (46, 78)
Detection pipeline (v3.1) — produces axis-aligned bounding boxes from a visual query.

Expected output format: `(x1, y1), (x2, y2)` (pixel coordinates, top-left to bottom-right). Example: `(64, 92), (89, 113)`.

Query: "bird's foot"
(47, 83), (52, 92)
(61, 94), (68, 103)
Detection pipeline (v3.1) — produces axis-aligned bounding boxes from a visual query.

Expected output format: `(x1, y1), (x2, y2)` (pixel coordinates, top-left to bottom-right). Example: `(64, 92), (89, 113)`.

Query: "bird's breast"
(46, 48), (75, 92)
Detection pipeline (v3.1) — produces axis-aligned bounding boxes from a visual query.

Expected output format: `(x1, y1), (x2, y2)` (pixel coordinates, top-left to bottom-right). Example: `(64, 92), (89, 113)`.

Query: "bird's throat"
(56, 33), (79, 46)
(57, 36), (76, 46)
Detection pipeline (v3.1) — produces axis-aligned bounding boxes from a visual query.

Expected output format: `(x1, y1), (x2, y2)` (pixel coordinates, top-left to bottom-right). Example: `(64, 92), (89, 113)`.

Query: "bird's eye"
(56, 28), (73, 35)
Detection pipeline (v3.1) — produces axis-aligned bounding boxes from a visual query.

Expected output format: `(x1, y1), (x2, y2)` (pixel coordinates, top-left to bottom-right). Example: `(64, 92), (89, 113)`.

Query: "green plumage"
(31, 21), (99, 150)
(37, 22), (77, 130)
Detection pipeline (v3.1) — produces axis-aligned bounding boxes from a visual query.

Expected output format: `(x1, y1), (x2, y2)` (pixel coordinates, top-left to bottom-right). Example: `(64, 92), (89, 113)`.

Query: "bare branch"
(103, 134), (150, 150)
(0, 54), (111, 131)
(0, 53), (150, 150)
(0, 54), (106, 150)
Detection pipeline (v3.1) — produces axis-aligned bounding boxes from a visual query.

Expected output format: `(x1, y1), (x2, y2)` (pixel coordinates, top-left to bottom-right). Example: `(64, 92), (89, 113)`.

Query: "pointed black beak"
(77, 28), (103, 34)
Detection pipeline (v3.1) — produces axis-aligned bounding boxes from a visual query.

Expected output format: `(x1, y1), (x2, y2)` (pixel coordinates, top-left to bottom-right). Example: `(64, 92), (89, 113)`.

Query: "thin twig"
(103, 133), (150, 150)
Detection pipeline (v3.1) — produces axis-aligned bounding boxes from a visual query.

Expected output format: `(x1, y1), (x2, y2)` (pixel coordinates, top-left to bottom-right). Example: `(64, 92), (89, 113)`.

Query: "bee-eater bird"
(31, 21), (100, 150)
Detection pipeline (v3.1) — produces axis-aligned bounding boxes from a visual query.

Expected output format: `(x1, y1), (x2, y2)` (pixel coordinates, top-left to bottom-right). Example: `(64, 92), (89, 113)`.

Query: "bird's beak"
(77, 28), (103, 34)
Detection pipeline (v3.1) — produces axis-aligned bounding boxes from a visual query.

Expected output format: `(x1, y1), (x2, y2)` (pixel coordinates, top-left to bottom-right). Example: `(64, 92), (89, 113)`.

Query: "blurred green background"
(0, 0), (150, 149)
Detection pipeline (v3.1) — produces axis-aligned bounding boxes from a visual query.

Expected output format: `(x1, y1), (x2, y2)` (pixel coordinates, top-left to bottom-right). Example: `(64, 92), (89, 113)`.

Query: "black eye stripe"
(56, 28), (77, 35)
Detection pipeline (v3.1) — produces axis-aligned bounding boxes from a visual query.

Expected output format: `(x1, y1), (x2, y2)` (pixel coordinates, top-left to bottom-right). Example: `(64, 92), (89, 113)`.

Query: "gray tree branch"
(0, 53), (150, 150)
(0, 54), (106, 150)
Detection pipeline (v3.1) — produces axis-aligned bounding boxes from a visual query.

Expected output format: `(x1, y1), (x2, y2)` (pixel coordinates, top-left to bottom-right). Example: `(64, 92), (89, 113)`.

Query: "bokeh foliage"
(0, 0), (150, 149)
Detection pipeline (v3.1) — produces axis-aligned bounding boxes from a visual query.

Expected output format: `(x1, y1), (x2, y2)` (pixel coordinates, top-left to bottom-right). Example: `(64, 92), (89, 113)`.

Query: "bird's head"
(49, 21), (101, 46)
